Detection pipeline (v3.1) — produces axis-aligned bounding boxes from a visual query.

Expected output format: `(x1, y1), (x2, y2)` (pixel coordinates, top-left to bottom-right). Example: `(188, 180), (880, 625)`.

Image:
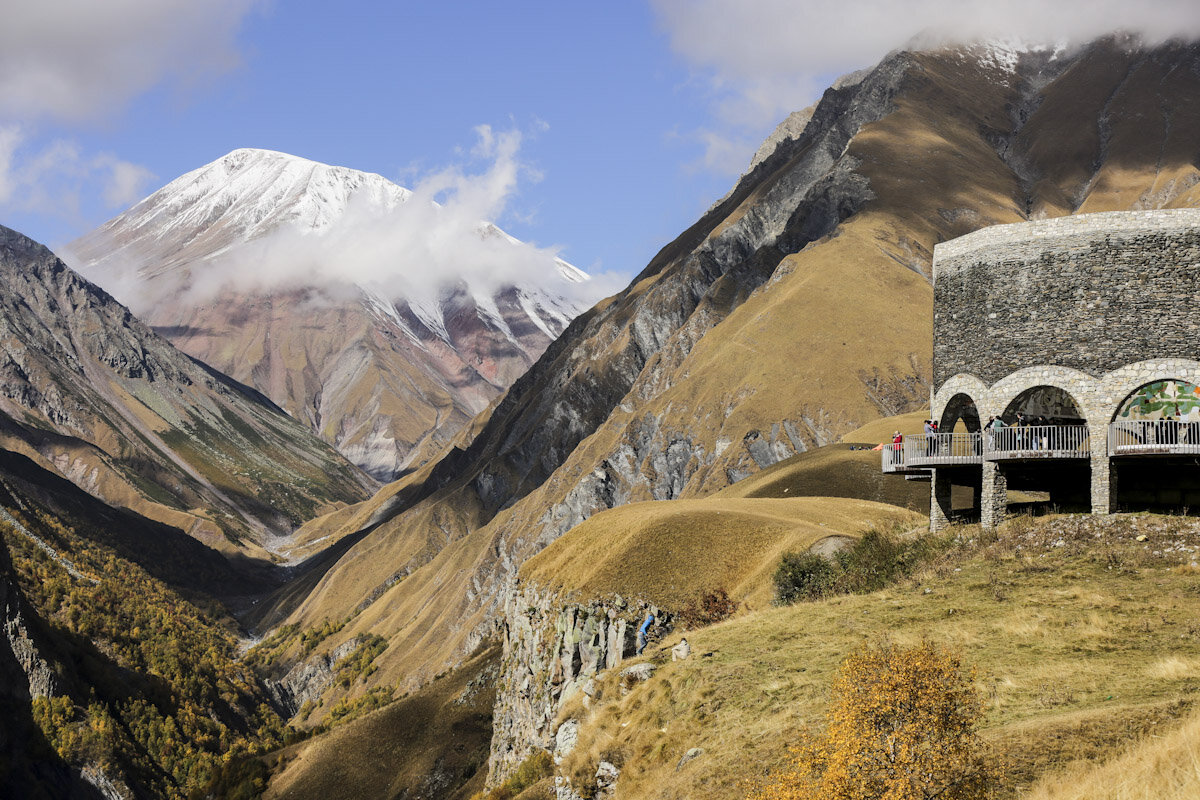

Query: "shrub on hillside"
(774, 528), (951, 604)
(748, 640), (998, 800)
(774, 552), (839, 602)
(677, 588), (740, 629)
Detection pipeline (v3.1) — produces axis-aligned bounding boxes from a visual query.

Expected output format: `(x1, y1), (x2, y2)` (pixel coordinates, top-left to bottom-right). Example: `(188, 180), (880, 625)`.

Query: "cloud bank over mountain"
(654, 0), (1200, 172)
(77, 127), (623, 315)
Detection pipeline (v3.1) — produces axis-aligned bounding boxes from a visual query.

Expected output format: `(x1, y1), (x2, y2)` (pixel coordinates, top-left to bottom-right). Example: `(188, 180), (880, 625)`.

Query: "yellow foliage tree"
(751, 640), (998, 800)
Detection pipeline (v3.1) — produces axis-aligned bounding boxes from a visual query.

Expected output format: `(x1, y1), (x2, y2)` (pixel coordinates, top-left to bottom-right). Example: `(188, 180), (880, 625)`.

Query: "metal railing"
(881, 443), (908, 473)
(881, 420), (1200, 475)
(986, 425), (1089, 460)
(1109, 419), (1200, 456)
(904, 432), (983, 467)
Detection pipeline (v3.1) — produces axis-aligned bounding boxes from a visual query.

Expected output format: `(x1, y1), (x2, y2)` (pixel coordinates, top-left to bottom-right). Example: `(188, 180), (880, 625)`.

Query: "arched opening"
(1114, 379), (1200, 421)
(996, 385), (1089, 515)
(933, 392), (982, 521)
(1000, 385), (1085, 426)
(1111, 379), (1200, 515)
(939, 392), (981, 433)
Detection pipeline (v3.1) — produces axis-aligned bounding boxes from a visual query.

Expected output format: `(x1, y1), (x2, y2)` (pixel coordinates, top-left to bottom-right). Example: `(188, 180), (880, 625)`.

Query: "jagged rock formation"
(69, 148), (592, 479)
(260, 36), (1200, 749)
(0, 225), (373, 553)
(489, 584), (663, 783)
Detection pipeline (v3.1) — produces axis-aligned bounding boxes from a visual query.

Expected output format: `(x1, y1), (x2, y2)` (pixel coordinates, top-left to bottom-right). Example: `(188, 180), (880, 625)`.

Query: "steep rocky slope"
(267, 37), (1200, 723)
(0, 447), (299, 798)
(69, 148), (591, 479)
(0, 225), (372, 554)
(0, 529), (107, 798)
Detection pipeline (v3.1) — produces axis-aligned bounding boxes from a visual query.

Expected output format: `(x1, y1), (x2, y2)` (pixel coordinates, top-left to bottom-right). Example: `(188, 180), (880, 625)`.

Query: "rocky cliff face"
(270, 37), (1200, 741)
(488, 582), (664, 783)
(0, 224), (372, 552)
(69, 148), (592, 480)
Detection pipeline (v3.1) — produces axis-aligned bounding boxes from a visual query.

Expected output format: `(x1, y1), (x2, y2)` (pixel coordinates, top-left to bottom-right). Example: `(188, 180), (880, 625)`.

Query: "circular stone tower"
(925, 209), (1200, 530)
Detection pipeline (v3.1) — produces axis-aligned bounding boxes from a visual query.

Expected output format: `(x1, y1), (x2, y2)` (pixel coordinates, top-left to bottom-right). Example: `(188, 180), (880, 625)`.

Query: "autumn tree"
(752, 640), (998, 800)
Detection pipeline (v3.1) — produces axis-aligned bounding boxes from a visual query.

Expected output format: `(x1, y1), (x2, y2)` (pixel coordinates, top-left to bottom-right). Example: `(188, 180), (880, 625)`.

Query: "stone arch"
(988, 366), (1101, 426)
(939, 392), (982, 432)
(1098, 360), (1200, 423)
(1000, 385), (1086, 425)
(1112, 379), (1200, 422)
(932, 373), (990, 420)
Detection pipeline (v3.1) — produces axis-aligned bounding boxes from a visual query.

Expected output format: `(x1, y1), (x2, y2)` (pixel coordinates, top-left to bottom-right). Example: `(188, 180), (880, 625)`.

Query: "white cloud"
(0, 126), (156, 219)
(0, 0), (260, 123)
(107, 126), (621, 313)
(654, 0), (1200, 173)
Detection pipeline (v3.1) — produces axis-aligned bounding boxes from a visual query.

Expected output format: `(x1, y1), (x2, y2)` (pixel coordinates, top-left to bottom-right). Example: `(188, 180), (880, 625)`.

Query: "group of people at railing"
(884, 414), (1200, 470)
(983, 413), (1088, 454)
(1111, 417), (1200, 448)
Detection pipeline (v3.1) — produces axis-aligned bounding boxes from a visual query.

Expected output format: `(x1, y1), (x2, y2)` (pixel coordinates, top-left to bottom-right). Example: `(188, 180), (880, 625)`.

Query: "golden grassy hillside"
(1024, 704), (1200, 800)
(839, 410), (928, 444)
(713, 442), (928, 509)
(521, 497), (923, 611)
(555, 513), (1200, 799)
(263, 644), (499, 800)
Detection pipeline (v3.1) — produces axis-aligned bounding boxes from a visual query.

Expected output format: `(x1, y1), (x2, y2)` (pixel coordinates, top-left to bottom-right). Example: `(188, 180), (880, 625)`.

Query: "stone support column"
(930, 469), (953, 532)
(980, 460), (1007, 530)
(1089, 423), (1116, 514)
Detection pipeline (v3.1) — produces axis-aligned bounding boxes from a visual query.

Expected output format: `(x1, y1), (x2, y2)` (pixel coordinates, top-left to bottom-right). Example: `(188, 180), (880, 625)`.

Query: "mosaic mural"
(1118, 380), (1200, 420)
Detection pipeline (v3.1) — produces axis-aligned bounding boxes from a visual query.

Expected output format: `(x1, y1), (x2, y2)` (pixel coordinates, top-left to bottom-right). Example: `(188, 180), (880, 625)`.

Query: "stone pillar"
(930, 469), (953, 532)
(1090, 423), (1116, 514)
(980, 461), (1007, 530)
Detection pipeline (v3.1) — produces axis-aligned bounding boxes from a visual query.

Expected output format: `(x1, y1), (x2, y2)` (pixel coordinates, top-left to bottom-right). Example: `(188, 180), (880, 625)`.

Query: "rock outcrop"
(488, 581), (667, 785)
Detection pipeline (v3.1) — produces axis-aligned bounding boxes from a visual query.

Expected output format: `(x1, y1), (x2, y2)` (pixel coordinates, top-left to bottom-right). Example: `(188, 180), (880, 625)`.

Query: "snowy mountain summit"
(68, 148), (594, 479)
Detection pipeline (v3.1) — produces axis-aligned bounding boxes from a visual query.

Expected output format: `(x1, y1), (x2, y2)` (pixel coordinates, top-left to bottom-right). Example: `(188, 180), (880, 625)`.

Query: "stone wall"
(933, 209), (1200, 387)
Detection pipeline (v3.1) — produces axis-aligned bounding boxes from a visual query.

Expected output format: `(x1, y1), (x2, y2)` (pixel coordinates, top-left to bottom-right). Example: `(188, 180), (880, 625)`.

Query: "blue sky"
(3, 0), (1198, 288)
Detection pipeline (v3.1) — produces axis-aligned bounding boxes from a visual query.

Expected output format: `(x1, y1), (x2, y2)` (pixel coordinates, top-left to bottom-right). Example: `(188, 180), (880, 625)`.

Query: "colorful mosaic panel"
(1118, 380), (1200, 420)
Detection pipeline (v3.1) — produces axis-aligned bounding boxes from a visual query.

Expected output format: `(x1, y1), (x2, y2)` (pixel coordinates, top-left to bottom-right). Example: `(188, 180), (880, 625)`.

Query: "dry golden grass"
(839, 411), (929, 445)
(555, 514), (1200, 800)
(713, 442), (929, 512)
(521, 496), (923, 610)
(1023, 704), (1200, 800)
(262, 644), (499, 800)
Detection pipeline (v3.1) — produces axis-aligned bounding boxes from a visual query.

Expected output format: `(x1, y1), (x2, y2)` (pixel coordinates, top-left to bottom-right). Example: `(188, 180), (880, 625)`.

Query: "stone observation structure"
(884, 209), (1200, 530)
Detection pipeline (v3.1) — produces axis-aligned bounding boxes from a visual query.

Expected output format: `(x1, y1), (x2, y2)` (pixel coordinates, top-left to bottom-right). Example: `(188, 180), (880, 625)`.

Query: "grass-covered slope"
(712, 443), (928, 509)
(555, 513), (1200, 799)
(522, 497), (923, 611)
(262, 644), (499, 800)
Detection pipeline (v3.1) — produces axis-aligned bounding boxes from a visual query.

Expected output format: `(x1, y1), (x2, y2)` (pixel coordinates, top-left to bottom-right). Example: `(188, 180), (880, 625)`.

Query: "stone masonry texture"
(933, 209), (1200, 387)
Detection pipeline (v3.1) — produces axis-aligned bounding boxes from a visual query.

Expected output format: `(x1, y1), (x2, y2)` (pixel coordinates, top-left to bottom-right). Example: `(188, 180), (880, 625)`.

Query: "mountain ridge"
(259, 37), (1200, 714)
(0, 223), (373, 553)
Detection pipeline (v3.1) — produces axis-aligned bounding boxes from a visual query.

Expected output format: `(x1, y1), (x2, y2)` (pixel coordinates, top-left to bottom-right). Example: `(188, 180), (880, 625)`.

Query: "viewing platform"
(1109, 420), (1200, 456)
(986, 425), (1089, 461)
(882, 433), (981, 472)
(883, 421), (1200, 473)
